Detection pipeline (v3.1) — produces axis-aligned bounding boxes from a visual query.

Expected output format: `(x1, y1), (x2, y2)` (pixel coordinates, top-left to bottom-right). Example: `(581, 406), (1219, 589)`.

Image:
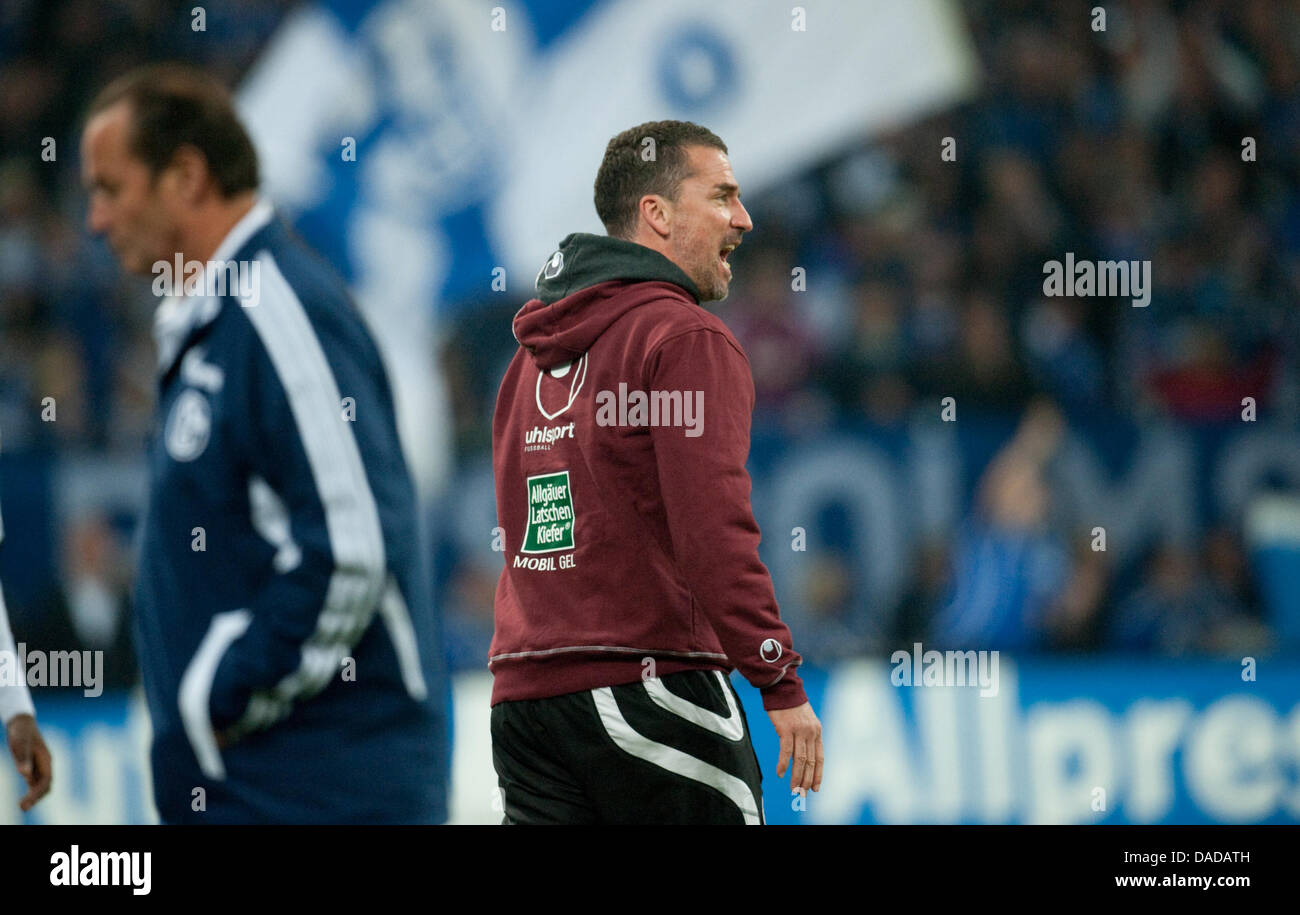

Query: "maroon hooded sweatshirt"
(489, 232), (806, 711)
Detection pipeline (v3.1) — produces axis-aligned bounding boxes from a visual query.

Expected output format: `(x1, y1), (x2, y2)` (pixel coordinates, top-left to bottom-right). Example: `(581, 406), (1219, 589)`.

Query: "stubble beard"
(700, 262), (730, 303)
(679, 241), (729, 303)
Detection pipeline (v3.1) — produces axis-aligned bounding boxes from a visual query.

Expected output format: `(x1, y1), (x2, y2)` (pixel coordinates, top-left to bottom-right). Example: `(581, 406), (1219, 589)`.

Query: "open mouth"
(719, 242), (738, 272)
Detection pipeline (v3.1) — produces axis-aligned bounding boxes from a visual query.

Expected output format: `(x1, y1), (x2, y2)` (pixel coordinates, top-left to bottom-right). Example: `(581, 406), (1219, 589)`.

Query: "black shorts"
(490, 668), (765, 824)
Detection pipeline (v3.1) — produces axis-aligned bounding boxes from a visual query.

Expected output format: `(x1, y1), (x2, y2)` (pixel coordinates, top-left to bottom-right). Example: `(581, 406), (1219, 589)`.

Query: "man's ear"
(165, 144), (211, 205)
(638, 194), (672, 239)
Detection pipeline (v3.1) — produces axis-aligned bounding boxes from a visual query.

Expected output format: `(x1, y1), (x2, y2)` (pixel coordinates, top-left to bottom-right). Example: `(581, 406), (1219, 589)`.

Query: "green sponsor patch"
(522, 470), (575, 553)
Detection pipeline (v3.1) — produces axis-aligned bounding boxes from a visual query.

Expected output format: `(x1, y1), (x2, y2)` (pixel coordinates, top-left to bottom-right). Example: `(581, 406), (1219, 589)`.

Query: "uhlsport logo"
(524, 420), (575, 452)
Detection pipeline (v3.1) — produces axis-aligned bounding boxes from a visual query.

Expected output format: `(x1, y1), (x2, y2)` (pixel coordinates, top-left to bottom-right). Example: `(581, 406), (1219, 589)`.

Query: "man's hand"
(766, 701), (823, 794)
(6, 714), (52, 811)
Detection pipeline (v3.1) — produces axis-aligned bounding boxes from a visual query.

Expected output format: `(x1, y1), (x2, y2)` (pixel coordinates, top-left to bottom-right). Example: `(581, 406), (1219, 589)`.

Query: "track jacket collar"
(154, 197), (274, 374)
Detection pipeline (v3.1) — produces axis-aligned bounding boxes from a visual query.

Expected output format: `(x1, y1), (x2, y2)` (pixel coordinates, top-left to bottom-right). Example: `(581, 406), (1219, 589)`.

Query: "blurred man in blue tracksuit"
(79, 64), (449, 823)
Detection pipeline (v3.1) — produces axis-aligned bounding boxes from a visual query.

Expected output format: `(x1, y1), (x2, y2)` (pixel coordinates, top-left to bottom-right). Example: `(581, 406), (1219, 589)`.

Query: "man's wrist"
(760, 675), (808, 711)
(3, 709), (36, 731)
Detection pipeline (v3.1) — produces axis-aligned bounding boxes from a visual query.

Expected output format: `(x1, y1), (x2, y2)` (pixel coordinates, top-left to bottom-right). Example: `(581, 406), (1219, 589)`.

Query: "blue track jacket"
(134, 199), (448, 823)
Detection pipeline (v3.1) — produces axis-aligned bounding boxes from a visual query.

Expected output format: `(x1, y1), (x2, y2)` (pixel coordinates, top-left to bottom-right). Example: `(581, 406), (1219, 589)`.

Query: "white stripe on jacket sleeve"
(179, 609), (252, 779)
(218, 251), (417, 735)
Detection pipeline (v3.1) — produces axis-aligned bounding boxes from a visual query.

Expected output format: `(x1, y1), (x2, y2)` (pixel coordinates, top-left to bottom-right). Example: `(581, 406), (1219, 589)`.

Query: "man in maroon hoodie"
(489, 120), (823, 824)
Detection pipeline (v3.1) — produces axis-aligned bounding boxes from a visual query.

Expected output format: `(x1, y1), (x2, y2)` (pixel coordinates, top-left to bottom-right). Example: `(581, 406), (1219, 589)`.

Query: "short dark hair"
(594, 120), (727, 238)
(86, 63), (259, 198)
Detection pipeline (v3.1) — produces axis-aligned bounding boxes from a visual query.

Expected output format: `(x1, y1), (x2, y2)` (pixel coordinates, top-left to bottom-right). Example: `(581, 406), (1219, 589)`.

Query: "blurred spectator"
(790, 554), (872, 662)
(724, 252), (823, 421)
(893, 540), (952, 645)
(1021, 297), (1107, 412)
(825, 277), (916, 425)
(929, 401), (1070, 651)
(923, 290), (1033, 412)
(1044, 537), (1112, 651)
(14, 513), (137, 690)
(1106, 541), (1234, 654)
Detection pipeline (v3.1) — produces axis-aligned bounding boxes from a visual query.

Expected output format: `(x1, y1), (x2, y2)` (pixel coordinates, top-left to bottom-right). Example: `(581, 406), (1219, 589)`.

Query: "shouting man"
(490, 120), (823, 824)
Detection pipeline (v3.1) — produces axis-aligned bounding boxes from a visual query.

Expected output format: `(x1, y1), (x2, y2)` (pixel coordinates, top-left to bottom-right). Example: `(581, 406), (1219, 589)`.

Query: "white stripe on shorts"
(592, 685), (762, 825)
(640, 670), (745, 741)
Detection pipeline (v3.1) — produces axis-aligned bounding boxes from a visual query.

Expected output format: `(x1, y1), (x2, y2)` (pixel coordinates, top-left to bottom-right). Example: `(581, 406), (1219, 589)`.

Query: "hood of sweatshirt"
(512, 232), (701, 370)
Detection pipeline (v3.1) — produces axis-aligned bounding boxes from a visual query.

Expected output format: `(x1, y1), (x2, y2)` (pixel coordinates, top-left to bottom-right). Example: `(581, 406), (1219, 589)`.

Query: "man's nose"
(86, 199), (108, 236)
(733, 199), (753, 233)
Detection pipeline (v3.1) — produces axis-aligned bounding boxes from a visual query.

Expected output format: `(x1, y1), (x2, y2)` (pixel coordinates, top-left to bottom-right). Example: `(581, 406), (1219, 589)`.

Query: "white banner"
(490, 0), (979, 277)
